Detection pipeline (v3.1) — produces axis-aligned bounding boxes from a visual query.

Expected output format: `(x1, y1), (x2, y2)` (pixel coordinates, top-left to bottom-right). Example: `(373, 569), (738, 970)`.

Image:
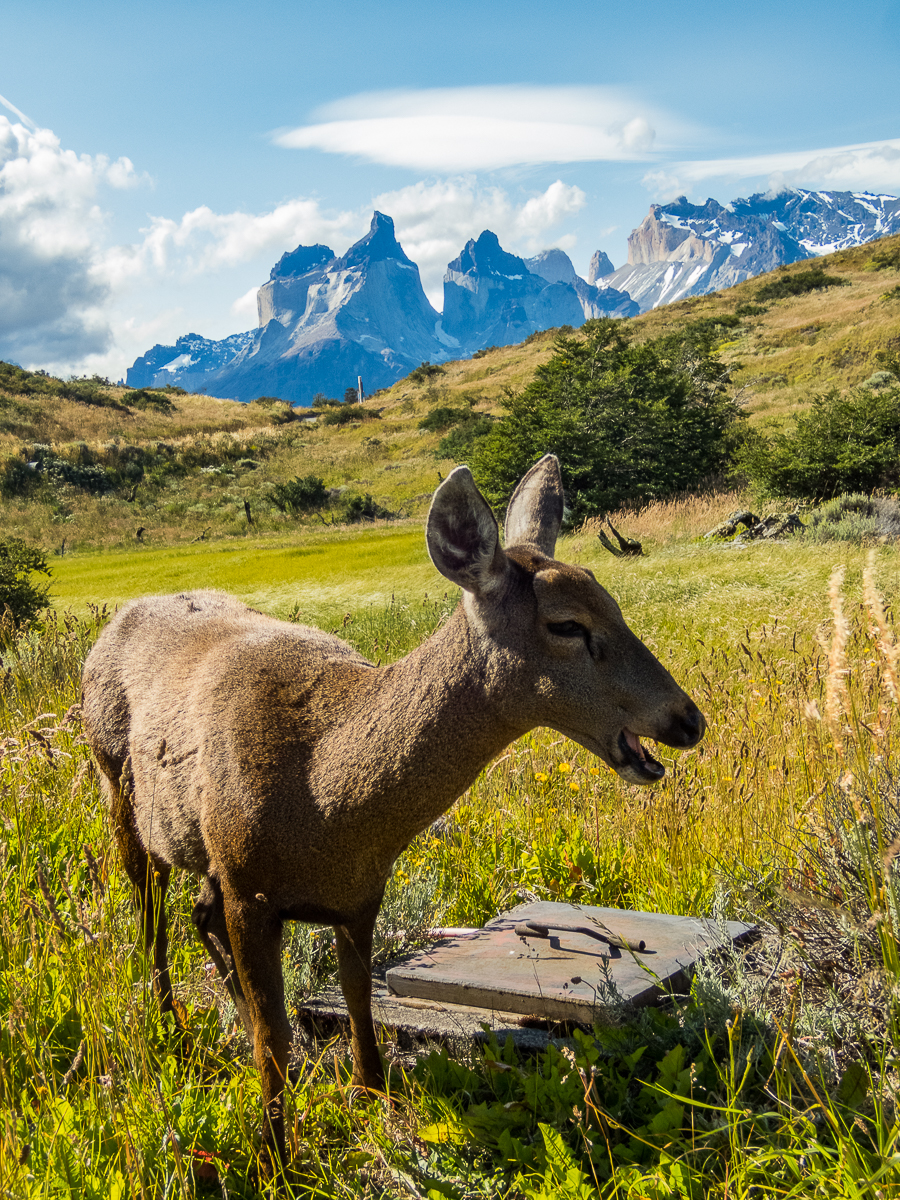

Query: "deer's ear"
(427, 467), (508, 595)
(503, 454), (564, 556)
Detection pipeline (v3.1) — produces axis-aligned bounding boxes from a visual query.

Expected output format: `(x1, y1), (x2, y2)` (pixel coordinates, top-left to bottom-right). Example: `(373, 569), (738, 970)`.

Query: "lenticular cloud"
(274, 85), (687, 172)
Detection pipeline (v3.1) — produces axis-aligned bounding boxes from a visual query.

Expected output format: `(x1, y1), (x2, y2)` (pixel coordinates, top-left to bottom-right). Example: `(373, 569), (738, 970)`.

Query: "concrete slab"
(386, 901), (756, 1023)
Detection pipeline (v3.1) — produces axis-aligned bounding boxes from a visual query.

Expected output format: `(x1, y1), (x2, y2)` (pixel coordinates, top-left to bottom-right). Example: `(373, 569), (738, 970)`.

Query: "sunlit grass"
(4, 523), (900, 1195)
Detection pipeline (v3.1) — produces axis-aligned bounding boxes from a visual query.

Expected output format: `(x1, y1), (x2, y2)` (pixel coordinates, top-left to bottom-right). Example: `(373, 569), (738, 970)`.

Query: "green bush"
(734, 385), (900, 499)
(341, 493), (395, 522)
(755, 266), (848, 302)
(468, 318), (740, 520)
(437, 415), (496, 461)
(0, 537), (50, 628)
(803, 494), (900, 543)
(734, 303), (768, 317)
(320, 405), (381, 426)
(418, 405), (473, 433)
(270, 474), (328, 514)
(868, 243), (900, 271)
(408, 361), (445, 385)
(126, 389), (175, 414)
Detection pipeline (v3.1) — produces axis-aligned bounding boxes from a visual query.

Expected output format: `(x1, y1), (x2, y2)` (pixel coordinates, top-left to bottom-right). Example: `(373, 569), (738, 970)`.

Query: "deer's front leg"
(223, 889), (291, 1176)
(335, 900), (384, 1090)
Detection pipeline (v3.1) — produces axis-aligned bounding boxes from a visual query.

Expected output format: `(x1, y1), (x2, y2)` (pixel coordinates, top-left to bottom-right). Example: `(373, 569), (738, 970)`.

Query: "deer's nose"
(660, 701), (705, 748)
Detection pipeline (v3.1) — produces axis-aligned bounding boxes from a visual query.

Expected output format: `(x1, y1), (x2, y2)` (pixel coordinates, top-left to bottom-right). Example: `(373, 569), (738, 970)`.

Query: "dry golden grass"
(574, 490), (750, 548)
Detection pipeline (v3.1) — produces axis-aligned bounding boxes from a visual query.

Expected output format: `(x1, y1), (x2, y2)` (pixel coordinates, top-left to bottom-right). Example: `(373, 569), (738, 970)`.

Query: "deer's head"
(426, 455), (705, 784)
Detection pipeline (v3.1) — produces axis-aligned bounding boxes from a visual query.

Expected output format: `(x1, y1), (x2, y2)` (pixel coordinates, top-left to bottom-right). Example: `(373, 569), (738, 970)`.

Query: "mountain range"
(598, 189), (900, 310)
(127, 189), (900, 404)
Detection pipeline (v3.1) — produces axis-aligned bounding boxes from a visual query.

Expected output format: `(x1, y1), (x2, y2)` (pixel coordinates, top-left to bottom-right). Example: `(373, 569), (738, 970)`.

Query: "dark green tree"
(469, 318), (741, 520)
(0, 537), (51, 628)
(734, 385), (900, 499)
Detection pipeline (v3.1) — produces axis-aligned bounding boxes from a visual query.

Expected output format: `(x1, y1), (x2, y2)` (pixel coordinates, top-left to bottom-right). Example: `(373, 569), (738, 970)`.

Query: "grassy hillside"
(0, 232), (898, 559)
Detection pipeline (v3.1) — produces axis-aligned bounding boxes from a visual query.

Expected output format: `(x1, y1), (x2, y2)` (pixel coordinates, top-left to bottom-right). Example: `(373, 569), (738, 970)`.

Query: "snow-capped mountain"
(128, 218), (635, 403)
(127, 330), (255, 391)
(594, 189), (900, 312)
(442, 233), (636, 354)
(128, 213), (450, 404)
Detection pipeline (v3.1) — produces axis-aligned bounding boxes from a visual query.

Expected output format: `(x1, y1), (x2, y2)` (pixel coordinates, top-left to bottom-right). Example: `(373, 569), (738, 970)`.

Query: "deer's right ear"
(427, 467), (509, 595)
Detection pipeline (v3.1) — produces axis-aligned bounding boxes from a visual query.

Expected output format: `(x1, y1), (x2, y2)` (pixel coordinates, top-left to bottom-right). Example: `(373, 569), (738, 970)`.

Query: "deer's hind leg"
(192, 875), (254, 1044)
(104, 754), (176, 1014)
(219, 885), (292, 1175)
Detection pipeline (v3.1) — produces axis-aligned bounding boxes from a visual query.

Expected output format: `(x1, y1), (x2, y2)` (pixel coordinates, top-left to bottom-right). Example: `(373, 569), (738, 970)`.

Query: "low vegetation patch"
(755, 265), (849, 302)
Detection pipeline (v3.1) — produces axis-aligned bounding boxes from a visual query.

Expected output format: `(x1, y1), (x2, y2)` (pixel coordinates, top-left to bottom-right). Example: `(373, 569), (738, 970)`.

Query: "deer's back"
(82, 590), (378, 883)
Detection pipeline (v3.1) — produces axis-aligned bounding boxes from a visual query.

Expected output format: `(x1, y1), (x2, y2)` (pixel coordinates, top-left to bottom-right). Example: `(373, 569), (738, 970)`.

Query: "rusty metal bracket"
(514, 919), (647, 953)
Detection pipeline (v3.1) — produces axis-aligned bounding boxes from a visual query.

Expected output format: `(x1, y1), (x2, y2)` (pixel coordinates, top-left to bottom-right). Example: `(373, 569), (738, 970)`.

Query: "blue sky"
(2, 0), (898, 379)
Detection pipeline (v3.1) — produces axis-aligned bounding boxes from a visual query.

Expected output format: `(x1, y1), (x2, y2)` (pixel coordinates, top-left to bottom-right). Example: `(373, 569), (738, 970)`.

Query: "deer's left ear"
(504, 454), (564, 556)
(427, 466), (509, 596)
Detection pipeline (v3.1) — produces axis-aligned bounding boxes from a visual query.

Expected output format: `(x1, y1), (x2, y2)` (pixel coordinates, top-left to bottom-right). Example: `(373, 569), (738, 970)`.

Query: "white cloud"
(102, 199), (362, 288)
(372, 177), (587, 303)
(643, 137), (900, 199)
(231, 286), (260, 319)
(275, 85), (692, 172)
(0, 116), (142, 367)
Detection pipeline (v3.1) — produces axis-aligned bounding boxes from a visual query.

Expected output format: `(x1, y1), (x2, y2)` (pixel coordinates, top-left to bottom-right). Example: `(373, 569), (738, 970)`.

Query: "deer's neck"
(327, 605), (525, 835)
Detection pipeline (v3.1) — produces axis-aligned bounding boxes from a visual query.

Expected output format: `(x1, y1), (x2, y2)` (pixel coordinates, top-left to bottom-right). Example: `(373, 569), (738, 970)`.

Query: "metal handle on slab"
(514, 919), (646, 954)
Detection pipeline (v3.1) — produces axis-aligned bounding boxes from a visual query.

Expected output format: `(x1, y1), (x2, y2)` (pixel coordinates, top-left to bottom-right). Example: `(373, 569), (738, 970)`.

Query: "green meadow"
(5, 504), (900, 1195)
(48, 525), (443, 625)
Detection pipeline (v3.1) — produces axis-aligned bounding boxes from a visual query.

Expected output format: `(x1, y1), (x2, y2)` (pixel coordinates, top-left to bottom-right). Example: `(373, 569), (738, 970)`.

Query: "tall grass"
(2, 547), (900, 1195)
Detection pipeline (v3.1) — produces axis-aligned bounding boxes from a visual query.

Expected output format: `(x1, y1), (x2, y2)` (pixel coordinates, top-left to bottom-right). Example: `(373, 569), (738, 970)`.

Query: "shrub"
(320, 405), (381, 426)
(418, 405), (473, 433)
(249, 396), (294, 423)
(311, 392), (341, 408)
(436, 415), (496, 461)
(734, 303), (768, 317)
(127, 389), (175, 414)
(341, 493), (395, 522)
(469, 318), (740, 519)
(734, 385), (900, 499)
(868, 243), (900, 271)
(408, 362), (445, 385)
(471, 346), (499, 359)
(270, 474), (328, 514)
(803, 494), (900, 543)
(755, 267), (849, 302)
(0, 537), (50, 628)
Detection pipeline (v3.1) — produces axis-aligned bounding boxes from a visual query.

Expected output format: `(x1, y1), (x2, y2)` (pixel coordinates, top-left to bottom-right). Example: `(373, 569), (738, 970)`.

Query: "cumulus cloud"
(274, 85), (690, 172)
(0, 116), (141, 367)
(375, 177), (588, 302)
(643, 137), (900, 199)
(103, 199), (361, 288)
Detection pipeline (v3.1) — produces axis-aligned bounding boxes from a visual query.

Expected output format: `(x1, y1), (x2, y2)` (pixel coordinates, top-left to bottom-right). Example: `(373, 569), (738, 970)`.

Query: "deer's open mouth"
(617, 728), (665, 783)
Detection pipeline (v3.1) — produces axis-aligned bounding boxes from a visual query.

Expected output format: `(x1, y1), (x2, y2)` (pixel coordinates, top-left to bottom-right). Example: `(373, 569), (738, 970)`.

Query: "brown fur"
(81, 455), (704, 1173)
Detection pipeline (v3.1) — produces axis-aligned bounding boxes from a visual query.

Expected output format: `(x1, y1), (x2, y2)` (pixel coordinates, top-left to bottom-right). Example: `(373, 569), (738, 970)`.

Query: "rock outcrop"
(128, 213), (451, 404)
(442, 231), (636, 353)
(525, 248), (578, 284)
(603, 189), (900, 312)
(587, 250), (615, 283)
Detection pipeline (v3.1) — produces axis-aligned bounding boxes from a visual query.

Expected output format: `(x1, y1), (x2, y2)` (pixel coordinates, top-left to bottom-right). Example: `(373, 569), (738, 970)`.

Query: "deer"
(80, 454), (705, 1176)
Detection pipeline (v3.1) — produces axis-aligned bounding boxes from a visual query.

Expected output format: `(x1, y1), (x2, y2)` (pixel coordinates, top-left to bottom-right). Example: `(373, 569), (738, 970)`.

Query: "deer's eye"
(547, 620), (588, 638)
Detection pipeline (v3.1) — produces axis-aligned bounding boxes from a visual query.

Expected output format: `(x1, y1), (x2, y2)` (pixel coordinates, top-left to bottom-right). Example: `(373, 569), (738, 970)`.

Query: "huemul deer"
(81, 455), (704, 1172)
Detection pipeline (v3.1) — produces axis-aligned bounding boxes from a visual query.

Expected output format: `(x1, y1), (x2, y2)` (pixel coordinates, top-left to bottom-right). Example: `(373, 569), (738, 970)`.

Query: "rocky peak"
(525, 248), (577, 284)
(448, 230), (529, 280)
(270, 244), (335, 280)
(587, 250), (615, 283)
(336, 211), (412, 269)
